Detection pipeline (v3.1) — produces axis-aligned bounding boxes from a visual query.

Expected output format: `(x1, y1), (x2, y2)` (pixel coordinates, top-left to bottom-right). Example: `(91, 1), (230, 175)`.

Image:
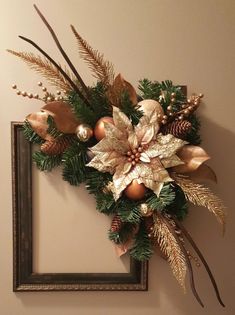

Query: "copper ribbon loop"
(26, 101), (80, 140)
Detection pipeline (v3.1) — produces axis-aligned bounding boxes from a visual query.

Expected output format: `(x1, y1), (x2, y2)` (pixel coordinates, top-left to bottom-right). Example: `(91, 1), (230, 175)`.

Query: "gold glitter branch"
(71, 25), (115, 88)
(153, 213), (187, 290)
(173, 174), (226, 234)
(7, 50), (75, 92)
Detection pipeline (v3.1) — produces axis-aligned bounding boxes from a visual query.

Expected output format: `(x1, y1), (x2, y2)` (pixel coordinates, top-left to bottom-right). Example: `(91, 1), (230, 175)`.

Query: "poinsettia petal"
(145, 134), (187, 159)
(113, 106), (133, 133)
(128, 132), (139, 150)
(103, 121), (124, 139)
(141, 124), (155, 144)
(161, 155), (184, 168)
(87, 155), (114, 173)
(140, 152), (151, 163)
(113, 165), (138, 200)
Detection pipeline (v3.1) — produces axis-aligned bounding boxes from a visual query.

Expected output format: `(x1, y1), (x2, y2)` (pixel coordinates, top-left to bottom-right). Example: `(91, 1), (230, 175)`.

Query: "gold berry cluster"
(11, 81), (67, 102)
(126, 145), (147, 166)
(157, 92), (204, 125)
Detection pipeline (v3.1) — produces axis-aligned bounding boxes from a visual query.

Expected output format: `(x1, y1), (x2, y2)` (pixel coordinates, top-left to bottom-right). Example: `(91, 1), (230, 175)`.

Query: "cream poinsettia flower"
(87, 106), (187, 200)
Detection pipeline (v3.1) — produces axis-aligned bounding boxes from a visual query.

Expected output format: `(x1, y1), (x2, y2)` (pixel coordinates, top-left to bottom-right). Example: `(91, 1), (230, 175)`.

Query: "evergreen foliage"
(88, 82), (112, 119)
(47, 115), (64, 138)
(146, 184), (175, 211)
(32, 151), (62, 171)
(62, 141), (88, 186)
(67, 89), (97, 126)
(119, 92), (143, 125)
(138, 78), (161, 100)
(116, 197), (142, 223)
(109, 222), (135, 244)
(138, 79), (186, 112)
(86, 169), (112, 194)
(185, 114), (201, 145)
(23, 120), (44, 144)
(167, 185), (189, 220)
(129, 221), (153, 261)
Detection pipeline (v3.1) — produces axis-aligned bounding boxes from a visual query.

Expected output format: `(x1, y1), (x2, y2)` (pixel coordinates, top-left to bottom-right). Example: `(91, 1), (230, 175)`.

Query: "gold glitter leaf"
(153, 213), (187, 290)
(7, 50), (74, 91)
(71, 25), (115, 88)
(173, 174), (226, 234)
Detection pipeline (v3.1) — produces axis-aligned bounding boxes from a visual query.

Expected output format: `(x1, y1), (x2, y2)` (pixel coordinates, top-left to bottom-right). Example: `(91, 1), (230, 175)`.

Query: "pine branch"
(86, 169), (112, 194)
(62, 142), (88, 186)
(185, 114), (201, 145)
(138, 78), (161, 100)
(67, 90), (96, 126)
(167, 184), (189, 220)
(120, 92), (143, 125)
(7, 50), (74, 91)
(115, 197), (142, 224)
(95, 192), (116, 215)
(146, 184), (175, 211)
(23, 120), (44, 144)
(89, 82), (112, 119)
(130, 221), (153, 261)
(71, 25), (115, 88)
(33, 151), (62, 171)
(46, 115), (64, 139)
(109, 222), (134, 245)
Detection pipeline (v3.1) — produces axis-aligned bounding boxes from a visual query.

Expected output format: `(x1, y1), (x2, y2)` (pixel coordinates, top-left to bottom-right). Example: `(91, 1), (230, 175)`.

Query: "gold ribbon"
(172, 145), (217, 183)
(26, 101), (80, 140)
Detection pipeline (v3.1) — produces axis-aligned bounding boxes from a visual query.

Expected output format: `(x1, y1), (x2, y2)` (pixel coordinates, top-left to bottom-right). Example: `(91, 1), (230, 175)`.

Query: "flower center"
(126, 144), (148, 166)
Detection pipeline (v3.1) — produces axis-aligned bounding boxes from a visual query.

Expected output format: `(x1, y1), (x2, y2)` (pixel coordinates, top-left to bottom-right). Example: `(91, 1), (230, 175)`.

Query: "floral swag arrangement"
(9, 5), (226, 307)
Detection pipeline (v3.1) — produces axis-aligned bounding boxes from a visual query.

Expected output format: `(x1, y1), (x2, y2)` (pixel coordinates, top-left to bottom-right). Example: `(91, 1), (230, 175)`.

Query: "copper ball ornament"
(76, 124), (93, 142)
(94, 117), (114, 141)
(124, 180), (146, 200)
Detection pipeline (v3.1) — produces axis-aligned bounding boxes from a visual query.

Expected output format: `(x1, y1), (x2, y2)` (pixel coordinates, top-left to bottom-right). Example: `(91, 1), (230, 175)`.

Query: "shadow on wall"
(15, 117), (235, 315)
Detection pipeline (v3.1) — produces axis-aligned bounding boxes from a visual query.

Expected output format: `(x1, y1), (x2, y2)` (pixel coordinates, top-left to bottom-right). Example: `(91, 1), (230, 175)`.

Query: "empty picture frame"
(11, 122), (148, 291)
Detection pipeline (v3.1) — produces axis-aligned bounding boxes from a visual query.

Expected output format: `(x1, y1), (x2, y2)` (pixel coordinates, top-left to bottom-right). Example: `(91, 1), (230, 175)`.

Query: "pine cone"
(41, 136), (73, 155)
(110, 215), (122, 232)
(162, 120), (192, 138)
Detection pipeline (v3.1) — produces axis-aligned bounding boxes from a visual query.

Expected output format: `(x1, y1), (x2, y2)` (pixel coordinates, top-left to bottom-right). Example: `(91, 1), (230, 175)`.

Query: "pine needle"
(153, 213), (187, 290)
(173, 174), (226, 234)
(71, 25), (115, 88)
(7, 49), (75, 92)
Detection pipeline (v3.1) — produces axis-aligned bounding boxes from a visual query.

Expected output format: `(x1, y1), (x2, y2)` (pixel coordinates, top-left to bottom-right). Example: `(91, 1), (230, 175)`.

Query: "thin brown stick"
(161, 214), (204, 307)
(33, 4), (89, 99)
(18, 35), (90, 107)
(174, 218), (225, 307)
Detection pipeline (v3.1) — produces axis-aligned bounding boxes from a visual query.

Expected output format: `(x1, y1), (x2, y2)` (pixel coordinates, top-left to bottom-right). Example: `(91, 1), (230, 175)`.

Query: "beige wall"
(0, 0), (235, 314)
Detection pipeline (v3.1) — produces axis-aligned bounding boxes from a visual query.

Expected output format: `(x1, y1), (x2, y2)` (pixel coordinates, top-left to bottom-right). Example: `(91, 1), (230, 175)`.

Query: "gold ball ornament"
(76, 124), (93, 142)
(94, 117), (114, 141)
(140, 203), (153, 217)
(124, 179), (146, 200)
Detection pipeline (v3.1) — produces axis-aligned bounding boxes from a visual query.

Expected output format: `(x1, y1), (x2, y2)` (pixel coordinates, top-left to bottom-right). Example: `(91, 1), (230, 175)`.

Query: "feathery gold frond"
(153, 213), (187, 290)
(173, 174), (226, 234)
(7, 50), (74, 92)
(71, 25), (115, 87)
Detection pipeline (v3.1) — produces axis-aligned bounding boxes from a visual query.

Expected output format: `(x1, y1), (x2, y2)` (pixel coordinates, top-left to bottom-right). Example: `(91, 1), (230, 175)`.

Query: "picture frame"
(11, 122), (148, 291)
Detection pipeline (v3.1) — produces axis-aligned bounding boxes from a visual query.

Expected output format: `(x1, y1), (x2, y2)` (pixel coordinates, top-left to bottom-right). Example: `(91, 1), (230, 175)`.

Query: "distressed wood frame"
(12, 122), (148, 292)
